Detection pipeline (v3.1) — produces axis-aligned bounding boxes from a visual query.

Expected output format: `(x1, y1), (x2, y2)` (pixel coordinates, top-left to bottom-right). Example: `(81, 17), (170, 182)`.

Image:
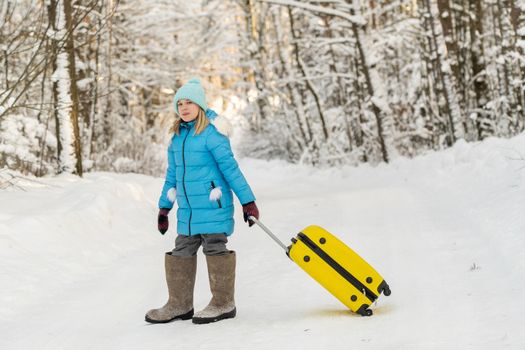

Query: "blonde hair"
(170, 108), (209, 135)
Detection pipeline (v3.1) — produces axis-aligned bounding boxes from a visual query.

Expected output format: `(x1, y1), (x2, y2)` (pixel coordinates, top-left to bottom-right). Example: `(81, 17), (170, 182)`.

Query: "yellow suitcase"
(250, 218), (391, 316)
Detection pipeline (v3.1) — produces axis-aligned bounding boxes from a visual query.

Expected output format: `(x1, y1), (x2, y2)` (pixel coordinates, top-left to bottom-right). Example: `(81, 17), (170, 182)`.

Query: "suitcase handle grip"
(248, 216), (289, 253)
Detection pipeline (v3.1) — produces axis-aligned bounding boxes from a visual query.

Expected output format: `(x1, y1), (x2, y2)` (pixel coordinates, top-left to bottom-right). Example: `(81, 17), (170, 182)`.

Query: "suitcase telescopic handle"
(248, 216), (289, 253)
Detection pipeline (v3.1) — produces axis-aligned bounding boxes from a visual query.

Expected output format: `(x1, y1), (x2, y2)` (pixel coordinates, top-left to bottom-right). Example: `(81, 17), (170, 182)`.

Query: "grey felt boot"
(192, 251), (236, 324)
(145, 253), (196, 323)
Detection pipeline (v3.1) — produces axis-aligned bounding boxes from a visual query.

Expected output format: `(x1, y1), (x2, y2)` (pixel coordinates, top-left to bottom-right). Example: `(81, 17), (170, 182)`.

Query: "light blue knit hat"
(173, 78), (208, 115)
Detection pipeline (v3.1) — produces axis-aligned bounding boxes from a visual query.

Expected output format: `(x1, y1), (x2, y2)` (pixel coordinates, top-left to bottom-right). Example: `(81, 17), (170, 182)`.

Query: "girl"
(145, 78), (260, 325)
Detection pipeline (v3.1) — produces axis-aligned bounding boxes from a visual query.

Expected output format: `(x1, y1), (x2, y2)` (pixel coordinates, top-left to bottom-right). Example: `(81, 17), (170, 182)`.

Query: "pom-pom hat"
(173, 78), (208, 115)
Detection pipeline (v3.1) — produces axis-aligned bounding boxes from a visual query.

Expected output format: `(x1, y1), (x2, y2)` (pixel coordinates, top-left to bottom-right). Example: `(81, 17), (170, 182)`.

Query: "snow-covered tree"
(1, 0), (524, 176)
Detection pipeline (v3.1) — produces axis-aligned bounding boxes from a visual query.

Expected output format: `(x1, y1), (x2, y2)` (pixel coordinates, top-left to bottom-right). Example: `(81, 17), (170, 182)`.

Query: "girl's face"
(177, 99), (200, 122)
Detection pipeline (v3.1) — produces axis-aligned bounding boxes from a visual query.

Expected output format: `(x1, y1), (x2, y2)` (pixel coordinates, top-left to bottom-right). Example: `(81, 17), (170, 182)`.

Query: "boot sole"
(145, 308), (194, 324)
(192, 307), (236, 324)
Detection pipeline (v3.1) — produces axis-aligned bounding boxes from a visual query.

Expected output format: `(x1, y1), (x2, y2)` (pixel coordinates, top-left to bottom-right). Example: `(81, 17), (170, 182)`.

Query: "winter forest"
(1, 0), (524, 177)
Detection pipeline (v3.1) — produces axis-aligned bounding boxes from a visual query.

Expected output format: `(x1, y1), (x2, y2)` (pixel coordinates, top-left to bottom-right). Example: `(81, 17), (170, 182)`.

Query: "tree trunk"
(63, 0), (83, 176)
(436, 0), (461, 86)
(88, 10), (102, 159)
(468, 0), (490, 139)
(420, 0), (465, 146)
(244, 0), (269, 131)
(347, 5), (391, 162)
(287, 6), (329, 141)
(48, 0), (62, 163)
(48, 0), (82, 175)
(102, 0), (114, 151)
(272, 7), (307, 151)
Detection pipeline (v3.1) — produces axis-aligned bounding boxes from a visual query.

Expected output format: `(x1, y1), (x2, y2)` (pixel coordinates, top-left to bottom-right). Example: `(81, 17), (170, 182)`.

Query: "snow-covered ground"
(1, 134), (524, 349)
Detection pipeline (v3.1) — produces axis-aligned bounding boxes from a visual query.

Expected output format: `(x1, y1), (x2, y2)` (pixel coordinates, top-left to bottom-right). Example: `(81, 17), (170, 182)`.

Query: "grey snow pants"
(171, 234), (230, 257)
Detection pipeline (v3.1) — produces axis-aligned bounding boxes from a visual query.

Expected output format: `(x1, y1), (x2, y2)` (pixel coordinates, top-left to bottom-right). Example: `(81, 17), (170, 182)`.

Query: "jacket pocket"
(210, 181), (222, 208)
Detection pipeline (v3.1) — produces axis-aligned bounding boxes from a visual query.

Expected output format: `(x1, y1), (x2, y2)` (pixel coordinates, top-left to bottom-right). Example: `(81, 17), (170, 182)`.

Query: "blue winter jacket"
(158, 109), (256, 236)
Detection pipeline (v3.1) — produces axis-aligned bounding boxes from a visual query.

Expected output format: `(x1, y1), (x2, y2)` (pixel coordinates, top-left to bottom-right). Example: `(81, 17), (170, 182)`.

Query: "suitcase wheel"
(378, 280), (392, 296)
(357, 305), (373, 317)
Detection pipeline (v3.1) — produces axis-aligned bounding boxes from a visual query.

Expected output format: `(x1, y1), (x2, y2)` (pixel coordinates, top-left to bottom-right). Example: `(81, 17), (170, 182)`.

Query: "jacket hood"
(206, 109), (232, 138)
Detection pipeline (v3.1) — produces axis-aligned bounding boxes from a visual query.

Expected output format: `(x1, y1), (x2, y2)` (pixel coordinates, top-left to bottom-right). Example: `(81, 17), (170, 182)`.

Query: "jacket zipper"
(182, 128), (192, 235)
(211, 181), (222, 208)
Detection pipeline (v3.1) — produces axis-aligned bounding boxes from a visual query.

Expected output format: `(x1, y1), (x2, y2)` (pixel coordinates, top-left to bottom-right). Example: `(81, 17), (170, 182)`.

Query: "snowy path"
(1, 135), (525, 349)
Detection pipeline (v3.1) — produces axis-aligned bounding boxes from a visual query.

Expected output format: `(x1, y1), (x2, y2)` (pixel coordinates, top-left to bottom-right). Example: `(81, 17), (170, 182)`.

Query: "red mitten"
(242, 201), (259, 227)
(158, 208), (170, 234)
